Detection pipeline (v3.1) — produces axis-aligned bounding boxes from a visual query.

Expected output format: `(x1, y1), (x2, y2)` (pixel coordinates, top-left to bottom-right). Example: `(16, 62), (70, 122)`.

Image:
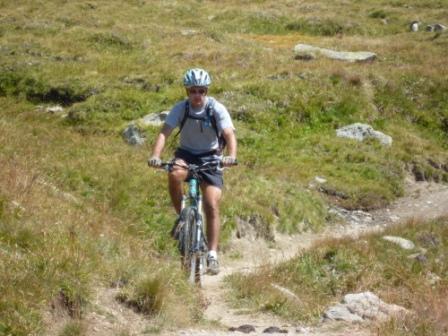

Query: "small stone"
(296, 326), (311, 333)
(382, 236), (415, 250)
(314, 176), (327, 184)
(294, 53), (315, 61)
(427, 271), (441, 285)
(263, 326), (288, 333)
(229, 324), (256, 333)
(323, 303), (363, 322)
(181, 29), (197, 36)
(46, 105), (64, 113)
(409, 21), (420, 32)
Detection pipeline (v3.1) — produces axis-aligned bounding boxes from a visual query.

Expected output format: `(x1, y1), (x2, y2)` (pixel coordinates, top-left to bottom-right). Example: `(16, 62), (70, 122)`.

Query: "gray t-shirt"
(165, 97), (234, 154)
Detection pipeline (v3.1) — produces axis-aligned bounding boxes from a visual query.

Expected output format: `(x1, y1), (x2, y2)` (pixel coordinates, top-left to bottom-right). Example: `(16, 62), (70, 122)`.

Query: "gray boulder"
(336, 123), (392, 146)
(343, 292), (406, 320)
(324, 292), (408, 323)
(122, 124), (145, 145)
(294, 44), (376, 63)
(139, 111), (169, 127)
(323, 303), (363, 322)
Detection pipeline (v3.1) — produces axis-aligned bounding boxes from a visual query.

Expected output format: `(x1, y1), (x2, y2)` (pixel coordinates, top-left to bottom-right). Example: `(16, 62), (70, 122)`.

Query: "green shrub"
(368, 9), (387, 19)
(0, 68), (93, 105)
(88, 32), (134, 51)
(285, 18), (346, 36)
(59, 321), (85, 336)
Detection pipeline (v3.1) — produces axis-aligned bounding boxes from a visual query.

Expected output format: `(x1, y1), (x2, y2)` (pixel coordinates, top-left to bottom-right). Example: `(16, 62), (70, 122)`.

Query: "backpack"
(175, 99), (226, 154)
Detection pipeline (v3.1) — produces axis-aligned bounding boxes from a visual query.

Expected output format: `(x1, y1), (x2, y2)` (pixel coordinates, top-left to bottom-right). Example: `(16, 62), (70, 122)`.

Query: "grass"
(0, 0), (448, 333)
(0, 104), (201, 335)
(58, 322), (85, 336)
(228, 217), (448, 335)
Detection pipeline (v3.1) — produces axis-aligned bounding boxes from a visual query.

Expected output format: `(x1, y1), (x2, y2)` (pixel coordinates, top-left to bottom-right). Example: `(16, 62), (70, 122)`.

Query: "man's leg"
(201, 183), (222, 273)
(168, 159), (188, 214)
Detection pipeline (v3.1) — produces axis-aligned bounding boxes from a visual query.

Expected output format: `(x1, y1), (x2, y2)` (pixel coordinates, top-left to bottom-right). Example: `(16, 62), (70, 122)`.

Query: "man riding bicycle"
(148, 68), (237, 275)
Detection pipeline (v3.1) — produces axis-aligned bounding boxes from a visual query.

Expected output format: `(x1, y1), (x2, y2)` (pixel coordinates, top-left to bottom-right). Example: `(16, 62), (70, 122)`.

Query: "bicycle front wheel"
(179, 207), (206, 285)
(179, 207), (196, 282)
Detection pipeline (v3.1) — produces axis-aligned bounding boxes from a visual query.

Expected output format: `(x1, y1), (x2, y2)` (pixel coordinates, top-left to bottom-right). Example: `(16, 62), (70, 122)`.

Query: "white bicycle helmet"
(183, 68), (212, 88)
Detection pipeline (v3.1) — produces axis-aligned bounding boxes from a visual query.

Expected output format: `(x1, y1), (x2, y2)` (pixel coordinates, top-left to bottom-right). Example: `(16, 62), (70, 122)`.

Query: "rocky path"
(79, 179), (448, 335)
(166, 178), (448, 336)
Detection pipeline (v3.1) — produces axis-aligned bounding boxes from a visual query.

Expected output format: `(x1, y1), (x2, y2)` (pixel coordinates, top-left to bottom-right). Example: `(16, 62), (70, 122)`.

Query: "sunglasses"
(188, 88), (207, 95)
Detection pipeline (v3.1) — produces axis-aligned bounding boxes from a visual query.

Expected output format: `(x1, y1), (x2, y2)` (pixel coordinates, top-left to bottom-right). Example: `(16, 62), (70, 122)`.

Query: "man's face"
(187, 86), (208, 108)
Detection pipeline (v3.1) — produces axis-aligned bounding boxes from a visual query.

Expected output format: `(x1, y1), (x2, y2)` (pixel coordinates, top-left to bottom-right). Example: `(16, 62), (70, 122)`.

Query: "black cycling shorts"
(174, 148), (223, 189)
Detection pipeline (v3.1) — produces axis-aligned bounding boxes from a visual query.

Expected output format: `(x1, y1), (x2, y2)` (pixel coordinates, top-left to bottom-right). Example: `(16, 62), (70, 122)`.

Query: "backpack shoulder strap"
(206, 102), (219, 138)
(206, 100), (227, 153)
(175, 100), (190, 137)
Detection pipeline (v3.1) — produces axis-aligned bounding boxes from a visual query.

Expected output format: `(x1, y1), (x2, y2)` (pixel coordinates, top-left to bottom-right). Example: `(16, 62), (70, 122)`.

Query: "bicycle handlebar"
(159, 159), (238, 172)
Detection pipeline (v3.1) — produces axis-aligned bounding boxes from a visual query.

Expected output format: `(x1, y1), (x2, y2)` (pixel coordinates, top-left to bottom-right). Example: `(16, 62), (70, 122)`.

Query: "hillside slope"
(1, 0), (447, 334)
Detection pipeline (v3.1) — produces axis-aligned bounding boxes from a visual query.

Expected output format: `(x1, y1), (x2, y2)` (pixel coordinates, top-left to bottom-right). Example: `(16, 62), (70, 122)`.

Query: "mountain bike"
(160, 160), (222, 286)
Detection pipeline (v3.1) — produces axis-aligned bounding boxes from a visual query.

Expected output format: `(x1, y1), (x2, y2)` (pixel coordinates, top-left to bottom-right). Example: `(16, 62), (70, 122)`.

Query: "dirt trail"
(171, 178), (448, 336)
(78, 179), (448, 335)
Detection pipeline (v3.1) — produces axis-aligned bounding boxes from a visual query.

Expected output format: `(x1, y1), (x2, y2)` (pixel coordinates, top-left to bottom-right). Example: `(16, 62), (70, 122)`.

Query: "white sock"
(208, 250), (218, 259)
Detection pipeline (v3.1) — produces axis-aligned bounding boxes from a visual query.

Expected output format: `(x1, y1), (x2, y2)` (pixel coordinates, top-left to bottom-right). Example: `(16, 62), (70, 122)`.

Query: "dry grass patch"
(0, 102), (201, 334)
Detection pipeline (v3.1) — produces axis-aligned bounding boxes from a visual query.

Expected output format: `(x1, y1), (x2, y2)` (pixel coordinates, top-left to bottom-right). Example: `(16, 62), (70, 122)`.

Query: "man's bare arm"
(222, 127), (237, 159)
(151, 124), (174, 158)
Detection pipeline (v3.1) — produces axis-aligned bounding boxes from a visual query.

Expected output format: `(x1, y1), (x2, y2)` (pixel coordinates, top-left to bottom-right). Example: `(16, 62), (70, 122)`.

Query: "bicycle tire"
(179, 207), (193, 256)
(180, 207), (197, 284)
(194, 211), (207, 287)
(195, 254), (206, 287)
(179, 207), (207, 286)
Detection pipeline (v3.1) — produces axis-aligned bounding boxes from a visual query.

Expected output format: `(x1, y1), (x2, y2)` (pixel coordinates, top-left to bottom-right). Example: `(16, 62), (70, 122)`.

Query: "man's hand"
(222, 156), (237, 167)
(148, 156), (162, 168)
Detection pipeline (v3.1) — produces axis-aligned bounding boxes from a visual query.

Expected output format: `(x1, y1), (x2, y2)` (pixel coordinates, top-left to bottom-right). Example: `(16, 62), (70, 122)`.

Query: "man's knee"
(204, 199), (220, 213)
(168, 159), (188, 181)
(203, 186), (222, 214)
